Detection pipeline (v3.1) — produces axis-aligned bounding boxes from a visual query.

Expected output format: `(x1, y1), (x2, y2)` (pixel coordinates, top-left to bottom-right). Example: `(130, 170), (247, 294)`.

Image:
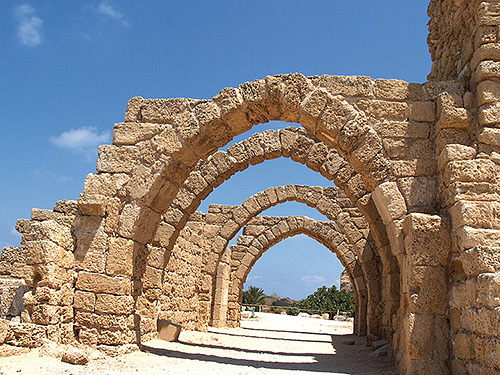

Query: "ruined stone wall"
(427, 0), (480, 82)
(2, 2), (500, 371)
(340, 269), (353, 293)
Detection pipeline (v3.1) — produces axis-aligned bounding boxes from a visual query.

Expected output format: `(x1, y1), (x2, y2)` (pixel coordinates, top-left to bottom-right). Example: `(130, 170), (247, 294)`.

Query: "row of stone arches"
(3, 64), (494, 374)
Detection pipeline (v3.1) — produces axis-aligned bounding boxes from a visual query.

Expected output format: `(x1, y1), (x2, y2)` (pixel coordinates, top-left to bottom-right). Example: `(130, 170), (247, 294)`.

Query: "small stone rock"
(342, 339), (355, 345)
(61, 346), (89, 365)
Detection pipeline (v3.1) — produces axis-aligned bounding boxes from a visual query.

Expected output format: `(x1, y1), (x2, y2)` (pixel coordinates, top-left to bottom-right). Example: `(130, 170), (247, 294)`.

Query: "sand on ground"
(0, 313), (396, 375)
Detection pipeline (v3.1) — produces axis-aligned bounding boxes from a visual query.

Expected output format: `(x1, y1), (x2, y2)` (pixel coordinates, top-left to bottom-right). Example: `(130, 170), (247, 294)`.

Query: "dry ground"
(0, 313), (396, 374)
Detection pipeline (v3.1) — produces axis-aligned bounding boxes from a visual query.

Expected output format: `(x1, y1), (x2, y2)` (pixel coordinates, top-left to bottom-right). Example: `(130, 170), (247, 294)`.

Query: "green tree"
(242, 286), (267, 305)
(292, 285), (354, 317)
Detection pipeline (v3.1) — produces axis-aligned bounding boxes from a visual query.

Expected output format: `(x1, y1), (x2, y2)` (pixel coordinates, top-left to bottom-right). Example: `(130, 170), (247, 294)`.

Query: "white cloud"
(300, 275), (326, 283)
(50, 126), (110, 157)
(14, 4), (43, 47)
(10, 228), (21, 238)
(95, 1), (128, 26)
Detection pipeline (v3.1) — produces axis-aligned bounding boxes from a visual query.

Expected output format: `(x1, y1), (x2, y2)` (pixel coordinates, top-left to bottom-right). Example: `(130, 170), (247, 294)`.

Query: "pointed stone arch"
(213, 215), (368, 335)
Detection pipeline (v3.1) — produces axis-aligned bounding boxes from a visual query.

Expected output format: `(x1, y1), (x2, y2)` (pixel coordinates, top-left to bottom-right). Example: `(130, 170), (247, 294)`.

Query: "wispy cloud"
(49, 126), (110, 158)
(300, 275), (326, 283)
(14, 4), (43, 47)
(10, 228), (21, 238)
(94, 1), (128, 26)
(30, 167), (73, 183)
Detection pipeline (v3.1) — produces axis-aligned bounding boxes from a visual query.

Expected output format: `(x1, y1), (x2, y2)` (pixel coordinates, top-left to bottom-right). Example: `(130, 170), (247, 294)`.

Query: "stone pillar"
(400, 213), (451, 374)
(211, 261), (230, 328)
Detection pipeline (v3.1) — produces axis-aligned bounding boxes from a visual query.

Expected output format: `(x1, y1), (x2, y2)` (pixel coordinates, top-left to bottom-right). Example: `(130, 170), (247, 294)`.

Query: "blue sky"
(0, 1), (431, 300)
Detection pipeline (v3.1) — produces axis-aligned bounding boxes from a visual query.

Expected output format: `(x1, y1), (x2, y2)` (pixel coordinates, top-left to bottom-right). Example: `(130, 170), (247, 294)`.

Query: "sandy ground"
(0, 313), (396, 375)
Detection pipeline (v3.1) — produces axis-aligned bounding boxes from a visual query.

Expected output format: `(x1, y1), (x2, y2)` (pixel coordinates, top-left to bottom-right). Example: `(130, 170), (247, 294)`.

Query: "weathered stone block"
(403, 214), (450, 267)
(408, 102), (435, 122)
(95, 294), (134, 315)
(460, 245), (500, 276)
(75, 272), (131, 295)
(479, 101), (500, 125)
(444, 159), (497, 183)
(372, 182), (407, 224)
(96, 145), (139, 173)
(106, 237), (142, 277)
(477, 272), (500, 308)
(157, 319), (181, 342)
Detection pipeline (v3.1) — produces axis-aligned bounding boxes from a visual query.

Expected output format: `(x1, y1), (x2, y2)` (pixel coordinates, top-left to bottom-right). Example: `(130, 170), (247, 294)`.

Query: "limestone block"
(350, 130), (383, 171)
(83, 173), (129, 197)
(73, 217), (108, 274)
(317, 75), (373, 98)
(458, 225), (500, 249)
(316, 96), (356, 138)
(73, 291), (96, 312)
(460, 245), (500, 276)
(403, 214), (450, 267)
(475, 61), (500, 83)
(117, 203), (160, 244)
(25, 220), (74, 252)
(451, 201), (500, 231)
(75, 272), (131, 295)
(23, 241), (72, 269)
(461, 307), (500, 336)
(398, 177), (436, 208)
(157, 319), (181, 342)
(31, 304), (59, 325)
(113, 122), (159, 146)
(450, 278), (477, 309)
(299, 88), (330, 130)
(146, 245), (170, 270)
(373, 79), (424, 101)
(478, 127), (500, 146)
(475, 25), (498, 49)
(436, 106), (470, 131)
(444, 159), (497, 183)
(7, 322), (47, 348)
(406, 266), (447, 314)
(142, 266), (162, 289)
(30, 209), (63, 222)
(32, 264), (73, 289)
(106, 237), (141, 277)
(97, 327), (136, 345)
(477, 80), (500, 106)
(408, 102), (435, 122)
(471, 43), (500, 71)
(479, 102), (500, 125)
(477, 272), (500, 308)
(0, 247), (26, 276)
(61, 346), (89, 365)
(372, 182), (407, 224)
(95, 294), (134, 315)
(391, 159), (437, 178)
(438, 144), (476, 171)
(356, 99), (407, 120)
(403, 313), (433, 360)
(453, 333), (476, 362)
(212, 88), (245, 132)
(96, 145), (139, 173)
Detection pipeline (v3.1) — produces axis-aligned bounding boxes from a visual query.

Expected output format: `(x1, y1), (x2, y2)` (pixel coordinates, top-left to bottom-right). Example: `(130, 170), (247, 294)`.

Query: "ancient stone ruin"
(1, 0), (500, 373)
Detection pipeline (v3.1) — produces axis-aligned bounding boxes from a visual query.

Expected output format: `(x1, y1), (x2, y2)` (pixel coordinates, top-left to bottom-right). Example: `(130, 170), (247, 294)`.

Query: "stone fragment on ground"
(61, 346), (89, 365)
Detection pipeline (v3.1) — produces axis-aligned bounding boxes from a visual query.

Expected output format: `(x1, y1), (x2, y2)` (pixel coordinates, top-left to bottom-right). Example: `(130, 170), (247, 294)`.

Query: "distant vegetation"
(288, 285), (354, 318)
(242, 286), (267, 305)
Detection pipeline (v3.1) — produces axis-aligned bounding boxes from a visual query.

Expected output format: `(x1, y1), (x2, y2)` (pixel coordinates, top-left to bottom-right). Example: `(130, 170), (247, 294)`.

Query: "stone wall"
(1, 2), (500, 373)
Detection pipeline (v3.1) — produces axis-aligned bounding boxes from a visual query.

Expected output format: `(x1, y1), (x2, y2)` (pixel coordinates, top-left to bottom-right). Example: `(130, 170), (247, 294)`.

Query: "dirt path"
(0, 313), (396, 374)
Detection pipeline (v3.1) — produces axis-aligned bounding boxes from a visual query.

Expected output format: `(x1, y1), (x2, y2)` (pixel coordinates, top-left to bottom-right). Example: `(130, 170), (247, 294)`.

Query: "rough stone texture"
(2, 4), (500, 374)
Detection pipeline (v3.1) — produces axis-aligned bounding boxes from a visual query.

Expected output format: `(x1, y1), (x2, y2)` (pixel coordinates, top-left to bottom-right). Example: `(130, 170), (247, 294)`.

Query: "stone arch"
(15, 73), (444, 372)
(189, 184), (378, 336)
(214, 215), (368, 335)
